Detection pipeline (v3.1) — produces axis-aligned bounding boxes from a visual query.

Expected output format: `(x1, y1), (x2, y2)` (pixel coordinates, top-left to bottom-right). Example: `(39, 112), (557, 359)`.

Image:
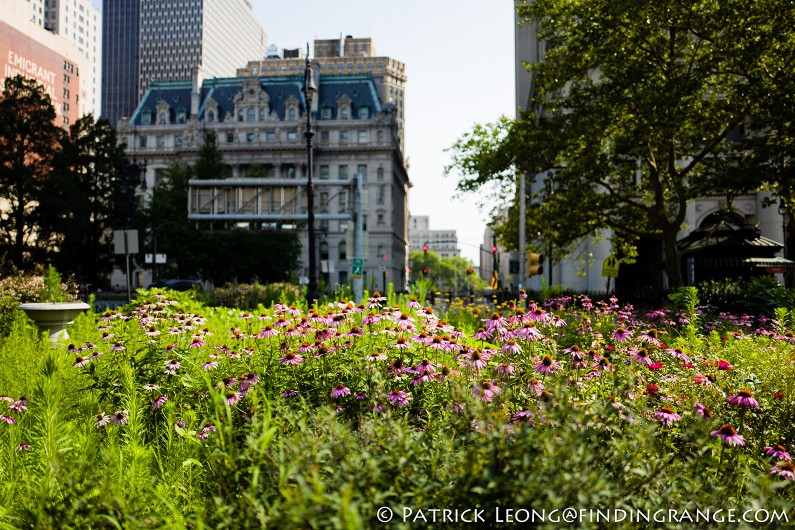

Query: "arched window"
(259, 108), (266, 121)
(288, 108), (297, 121)
(237, 110), (244, 122)
(340, 107), (349, 120)
(158, 112), (167, 124)
(320, 241), (329, 260)
(247, 108), (256, 122)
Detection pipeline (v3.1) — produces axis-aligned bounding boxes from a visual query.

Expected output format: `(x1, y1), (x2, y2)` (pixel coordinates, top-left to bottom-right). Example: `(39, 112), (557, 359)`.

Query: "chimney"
(191, 65), (203, 117)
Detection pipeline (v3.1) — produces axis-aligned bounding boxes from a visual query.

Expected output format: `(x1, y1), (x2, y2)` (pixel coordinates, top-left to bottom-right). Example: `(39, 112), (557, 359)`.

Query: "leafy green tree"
(409, 250), (482, 294)
(194, 131), (230, 180)
(448, 0), (795, 288)
(39, 116), (136, 288)
(0, 76), (60, 269)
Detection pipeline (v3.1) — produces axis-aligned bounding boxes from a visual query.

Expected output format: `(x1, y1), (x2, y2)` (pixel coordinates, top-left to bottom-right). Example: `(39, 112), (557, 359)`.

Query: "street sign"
(113, 230), (139, 255)
(351, 258), (363, 278)
(145, 253), (167, 264)
(602, 255), (620, 277)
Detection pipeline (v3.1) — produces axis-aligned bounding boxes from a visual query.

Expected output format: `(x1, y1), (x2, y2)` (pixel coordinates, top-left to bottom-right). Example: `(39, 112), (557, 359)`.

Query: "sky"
(252, 0), (517, 264)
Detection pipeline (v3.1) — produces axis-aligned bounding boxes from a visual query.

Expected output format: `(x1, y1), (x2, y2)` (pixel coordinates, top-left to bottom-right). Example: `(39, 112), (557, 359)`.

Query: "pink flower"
(665, 347), (690, 362)
(164, 359), (181, 375)
(711, 424), (745, 446)
(727, 389), (760, 409)
(629, 348), (653, 366)
(152, 396), (168, 410)
(654, 406), (681, 427)
(472, 380), (502, 402)
(331, 384), (351, 399)
(111, 410), (127, 425)
(500, 339), (522, 355)
(387, 389), (412, 407)
(611, 327), (632, 342)
(693, 402), (713, 419)
(534, 355), (562, 375)
(279, 352), (304, 365)
(495, 363), (515, 376)
(201, 360), (219, 371)
(769, 461), (795, 481)
(73, 356), (90, 368)
(764, 445), (791, 461)
(717, 359), (734, 371)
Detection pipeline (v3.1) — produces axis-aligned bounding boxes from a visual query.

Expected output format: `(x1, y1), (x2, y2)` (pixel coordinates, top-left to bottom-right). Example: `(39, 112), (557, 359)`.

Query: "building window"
(226, 132), (235, 143)
(288, 108), (297, 121)
(247, 108), (256, 122)
(266, 131), (277, 142)
(207, 110), (215, 122)
(377, 167), (384, 181)
(246, 132), (256, 142)
(358, 130), (368, 143)
(174, 135), (182, 147)
(286, 166), (296, 179)
(358, 106), (369, 119)
(339, 131), (348, 144)
(319, 165), (330, 179)
(377, 130), (384, 143)
(319, 192), (329, 208)
(141, 112), (152, 125)
(156, 135), (165, 148)
(357, 164), (367, 182)
(320, 242), (329, 260)
(339, 241), (347, 260)
(340, 107), (349, 120)
(377, 213), (385, 225)
(320, 131), (329, 144)
(287, 132), (297, 141)
(176, 111), (186, 124)
(338, 165), (348, 180)
(138, 136), (147, 148)
(321, 107), (331, 120)
(259, 109), (266, 121)
(339, 190), (347, 208)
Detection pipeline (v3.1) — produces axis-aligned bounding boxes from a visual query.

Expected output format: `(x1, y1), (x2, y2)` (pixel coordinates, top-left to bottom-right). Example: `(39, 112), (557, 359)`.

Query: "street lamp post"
(779, 199), (790, 287)
(303, 51), (320, 307)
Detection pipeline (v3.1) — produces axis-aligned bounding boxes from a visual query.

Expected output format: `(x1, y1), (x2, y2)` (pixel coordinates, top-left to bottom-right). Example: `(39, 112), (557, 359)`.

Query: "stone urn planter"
(17, 302), (91, 343)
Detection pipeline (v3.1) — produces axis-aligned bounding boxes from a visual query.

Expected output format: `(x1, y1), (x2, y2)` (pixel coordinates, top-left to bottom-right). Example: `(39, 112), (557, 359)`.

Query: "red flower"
(717, 360), (734, 371)
(649, 362), (664, 371)
(774, 391), (784, 400)
(644, 384), (659, 397)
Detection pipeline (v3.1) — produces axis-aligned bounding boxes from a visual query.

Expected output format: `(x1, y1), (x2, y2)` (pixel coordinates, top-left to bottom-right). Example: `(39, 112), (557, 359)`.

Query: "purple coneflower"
(471, 327), (492, 341)
(728, 389), (760, 409)
(73, 356), (90, 368)
(110, 341), (126, 351)
(414, 359), (434, 375)
(473, 380), (502, 402)
(279, 352), (304, 365)
(189, 337), (204, 348)
(354, 391), (367, 400)
(201, 360), (218, 371)
(611, 327), (632, 342)
(500, 339), (522, 355)
(711, 424), (745, 446)
(331, 384), (351, 399)
(770, 462), (795, 481)
(142, 384), (160, 391)
(665, 347), (690, 362)
(654, 406), (681, 427)
(14, 444), (30, 451)
(764, 444), (792, 461)
(282, 390), (299, 398)
(111, 411), (127, 425)
(144, 326), (161, 337)
(463, 349), (487, 371)
(9, 399), (27, 412)
(693, 402), (713, 419)
(393, 337), (412, 349)
(629, 348), (653, 366)
(367, 351), (388, 361)
(387, 389), (412, 407)
(95, 412), (111, 427)
(495, 363), (515, 376)
(164, 359), (181, 374)
(534, 355), (562, 376)
(152, 396), (168, 410)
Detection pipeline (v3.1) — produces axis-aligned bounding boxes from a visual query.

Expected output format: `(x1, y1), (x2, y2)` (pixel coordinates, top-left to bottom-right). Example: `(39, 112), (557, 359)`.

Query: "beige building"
(237, 36), (407, 152)
(119, 60), (411, 291)
(408, 215), (460, 259)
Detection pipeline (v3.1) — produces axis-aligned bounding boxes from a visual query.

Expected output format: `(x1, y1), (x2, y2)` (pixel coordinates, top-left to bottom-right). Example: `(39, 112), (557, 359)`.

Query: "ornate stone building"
(119, 63), (411, 292)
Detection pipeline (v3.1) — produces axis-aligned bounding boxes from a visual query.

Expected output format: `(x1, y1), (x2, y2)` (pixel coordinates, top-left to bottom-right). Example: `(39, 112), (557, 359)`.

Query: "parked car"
(147, 279), (203, 292)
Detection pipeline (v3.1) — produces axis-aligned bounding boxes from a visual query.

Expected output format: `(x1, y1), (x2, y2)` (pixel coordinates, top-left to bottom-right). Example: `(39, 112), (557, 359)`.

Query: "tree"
(0, 76), (60, 269)
(409, 249), (483, 294)
(448, 0), (795, 288)
(40, 116), (136, 288)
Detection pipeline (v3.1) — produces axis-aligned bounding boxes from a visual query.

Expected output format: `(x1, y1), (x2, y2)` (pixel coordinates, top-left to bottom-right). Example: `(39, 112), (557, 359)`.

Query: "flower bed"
(0, 289), (793, 527)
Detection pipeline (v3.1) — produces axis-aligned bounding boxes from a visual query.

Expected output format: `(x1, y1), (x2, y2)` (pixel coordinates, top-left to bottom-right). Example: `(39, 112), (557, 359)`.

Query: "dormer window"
(207, 110), (215, 123)
(259, 108), (266, 121)
(288, 108), (297, 121)
(141, 111), (152, 125)
(176, 110), (186, 124)
(158, 112), (167, 125)
(340, 107), (349, 120)
(247, 108), (256, 122)
(358, 106), (370, 119)
(321, 106), (332, 120)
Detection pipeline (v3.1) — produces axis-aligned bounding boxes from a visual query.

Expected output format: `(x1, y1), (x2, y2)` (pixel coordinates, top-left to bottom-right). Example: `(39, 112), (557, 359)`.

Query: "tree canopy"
(447, 0), (795, 288)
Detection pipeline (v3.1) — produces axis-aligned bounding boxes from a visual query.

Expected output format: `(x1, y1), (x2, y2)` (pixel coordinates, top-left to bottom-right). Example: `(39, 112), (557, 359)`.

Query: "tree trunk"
(662, 227), (683, 289)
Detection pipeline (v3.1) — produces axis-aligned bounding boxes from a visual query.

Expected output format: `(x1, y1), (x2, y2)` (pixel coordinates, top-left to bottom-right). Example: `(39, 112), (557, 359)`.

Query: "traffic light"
(422, 268), (429, 277)
(467, 268), (473, 275)
(422, 244), (428, 256)
(491, 245), (497, 258)
(527, 252), (544, 276)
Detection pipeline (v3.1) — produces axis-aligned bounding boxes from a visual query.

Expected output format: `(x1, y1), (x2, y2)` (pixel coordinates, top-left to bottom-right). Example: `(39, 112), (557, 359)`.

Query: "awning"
(689, 256), (795, 268)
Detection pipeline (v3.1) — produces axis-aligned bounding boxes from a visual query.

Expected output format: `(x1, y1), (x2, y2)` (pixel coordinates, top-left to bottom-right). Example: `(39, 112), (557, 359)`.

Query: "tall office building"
(15, 0), (101, 117)
(1, 0), (87, 127)
(102, 0), (266, 127)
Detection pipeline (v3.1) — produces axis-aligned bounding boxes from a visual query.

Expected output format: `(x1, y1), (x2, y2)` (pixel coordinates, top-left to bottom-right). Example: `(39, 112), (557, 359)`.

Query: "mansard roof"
(129, 74), (383, 126)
